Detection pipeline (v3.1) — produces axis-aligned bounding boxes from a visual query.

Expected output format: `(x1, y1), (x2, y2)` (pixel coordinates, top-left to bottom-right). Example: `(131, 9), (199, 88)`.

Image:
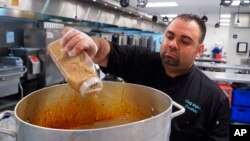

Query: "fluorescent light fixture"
(146, 2), (178, 7)
(232, 0), (240, 6)
(224, 0), (233, 4)
(168, 18), (173, 21)
(241, 0), (250, 4)
(49, 18), (63, 23)
(220, 23), (230, 26)
(160, 14), (178, 18)
(221, 14), (231, 18)
(66, 22), (73, 24)
(220, 19), (230, 22)
(145, 14), (153, 18)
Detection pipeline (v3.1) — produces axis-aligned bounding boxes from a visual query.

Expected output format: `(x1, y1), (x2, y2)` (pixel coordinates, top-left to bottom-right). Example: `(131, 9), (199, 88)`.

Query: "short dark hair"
(168, 14), (206, 44)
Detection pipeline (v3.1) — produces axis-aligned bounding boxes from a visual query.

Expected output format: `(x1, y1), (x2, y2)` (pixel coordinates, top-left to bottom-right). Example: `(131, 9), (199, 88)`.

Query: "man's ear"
(196, 43), (204, 57)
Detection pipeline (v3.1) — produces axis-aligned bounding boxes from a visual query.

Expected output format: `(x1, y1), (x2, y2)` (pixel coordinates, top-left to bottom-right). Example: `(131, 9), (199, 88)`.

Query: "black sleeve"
(206, 96), (230, 141)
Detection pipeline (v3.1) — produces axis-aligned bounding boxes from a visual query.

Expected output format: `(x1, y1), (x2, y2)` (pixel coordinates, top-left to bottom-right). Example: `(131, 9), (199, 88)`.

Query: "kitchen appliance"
(10, 48), (41, 80)
(0, 81), (184, 141)
(23, 28), (64, 86)
(9, 47), (44, 96)
(0, 56), (26, 97)
(28, 55), (40, 75)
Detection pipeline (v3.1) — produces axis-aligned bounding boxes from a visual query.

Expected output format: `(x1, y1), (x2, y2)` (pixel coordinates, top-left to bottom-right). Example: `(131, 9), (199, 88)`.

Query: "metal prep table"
(202, 71), (250, 84)
(195, 62), (250, 71)
(0, 57), (27, 110)
(195, 58), (226, 63)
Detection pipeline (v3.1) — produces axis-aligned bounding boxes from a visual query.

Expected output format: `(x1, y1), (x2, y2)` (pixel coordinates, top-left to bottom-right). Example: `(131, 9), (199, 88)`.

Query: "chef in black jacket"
(60, 14), (230, 141)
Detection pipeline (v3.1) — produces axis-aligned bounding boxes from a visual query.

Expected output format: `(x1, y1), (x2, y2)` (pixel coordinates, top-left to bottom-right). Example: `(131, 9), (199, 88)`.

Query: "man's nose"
(169, 38), (178, 49)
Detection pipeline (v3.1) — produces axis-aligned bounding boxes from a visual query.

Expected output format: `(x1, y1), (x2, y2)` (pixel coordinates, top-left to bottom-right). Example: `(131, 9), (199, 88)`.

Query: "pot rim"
(14, 82), (174, 132)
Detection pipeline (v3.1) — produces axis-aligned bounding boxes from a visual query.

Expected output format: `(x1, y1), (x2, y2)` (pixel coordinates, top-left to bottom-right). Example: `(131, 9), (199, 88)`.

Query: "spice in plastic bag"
(48, 39), (102, 95)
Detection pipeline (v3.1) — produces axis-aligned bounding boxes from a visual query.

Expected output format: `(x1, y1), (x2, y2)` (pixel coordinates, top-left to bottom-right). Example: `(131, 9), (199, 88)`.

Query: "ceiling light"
(168, 18), (173, 21)
(66, 22), (73, 24)
(221, 0), (233, 6)
(215, 23), (220, 28)
(137, 0), (148, 8)
(201, 15), (208, 22)
(220, 23), (230, 26)
(232, 0), (240, 6)
(220, 19), (230, 22)
(49, 18), (63, 23)
(220, 14), (231, 18)
(240, 0), (250, 6)
(145, 14), (152, 19)
(160, 14), (178, 18)
(162, 16), (169, 22)
(152, 15), (158, 22)
(146, 2), (178, 7)
(120, 0), (129, 8)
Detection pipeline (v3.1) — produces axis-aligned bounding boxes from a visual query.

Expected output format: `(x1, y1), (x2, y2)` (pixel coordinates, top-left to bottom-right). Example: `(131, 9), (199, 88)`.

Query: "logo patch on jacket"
(184, 99), (201, 114)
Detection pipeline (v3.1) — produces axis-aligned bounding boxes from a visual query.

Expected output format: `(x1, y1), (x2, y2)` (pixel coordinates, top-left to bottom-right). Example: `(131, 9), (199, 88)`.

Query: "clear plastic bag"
(48, 39), (103, 96)
(0, 113), (16, 141)
(79, 52), (103, 95)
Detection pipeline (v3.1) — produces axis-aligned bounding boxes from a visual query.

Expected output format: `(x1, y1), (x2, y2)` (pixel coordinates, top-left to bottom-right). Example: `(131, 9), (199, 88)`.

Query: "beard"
(161, 49), (180, 66)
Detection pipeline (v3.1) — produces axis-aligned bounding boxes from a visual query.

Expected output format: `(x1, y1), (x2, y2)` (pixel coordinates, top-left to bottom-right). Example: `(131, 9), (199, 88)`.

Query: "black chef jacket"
(100, 43), (230, 141)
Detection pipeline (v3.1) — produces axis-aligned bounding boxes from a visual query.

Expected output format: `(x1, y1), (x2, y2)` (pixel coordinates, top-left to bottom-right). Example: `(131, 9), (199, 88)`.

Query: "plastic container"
(232, 89), (250, 107)
(0, 111), (16, 141)
(231, 106), (250, 124)
(48, 39), (103, 95)
(218, 84), (233, 106)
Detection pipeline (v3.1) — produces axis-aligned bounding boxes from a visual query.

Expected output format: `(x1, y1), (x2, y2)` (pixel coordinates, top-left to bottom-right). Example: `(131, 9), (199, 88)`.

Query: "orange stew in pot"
(28, 85), (150, 129)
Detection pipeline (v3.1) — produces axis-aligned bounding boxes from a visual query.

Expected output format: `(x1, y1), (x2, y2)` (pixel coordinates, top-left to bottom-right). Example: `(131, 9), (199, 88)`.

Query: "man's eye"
(182, 39), (190, 45)
(166, 35), (174, 40)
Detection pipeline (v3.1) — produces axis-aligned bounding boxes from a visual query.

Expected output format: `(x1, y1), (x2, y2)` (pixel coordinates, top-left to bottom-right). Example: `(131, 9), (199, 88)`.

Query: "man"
(60, 14), (230, 141)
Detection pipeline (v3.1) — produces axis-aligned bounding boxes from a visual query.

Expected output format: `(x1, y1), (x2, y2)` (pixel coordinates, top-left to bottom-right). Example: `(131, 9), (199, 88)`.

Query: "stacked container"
(231, 88), (250, 124)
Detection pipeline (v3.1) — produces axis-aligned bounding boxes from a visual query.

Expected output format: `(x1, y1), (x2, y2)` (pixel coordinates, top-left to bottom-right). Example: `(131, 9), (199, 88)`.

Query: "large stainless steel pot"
(0, 81), (185, 141)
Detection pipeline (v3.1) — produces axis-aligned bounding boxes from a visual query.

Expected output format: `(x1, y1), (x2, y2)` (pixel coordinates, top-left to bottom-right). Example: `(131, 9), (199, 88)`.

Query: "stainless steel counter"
(195, 62), (250, 71)
(195, 58), (226, 63)
(202, 71), (250, 83)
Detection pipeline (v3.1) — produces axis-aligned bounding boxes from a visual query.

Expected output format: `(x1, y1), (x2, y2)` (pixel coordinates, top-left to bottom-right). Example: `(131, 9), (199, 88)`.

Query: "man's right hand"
(60, 27), (110, 67)
(60, 27), (98, 59)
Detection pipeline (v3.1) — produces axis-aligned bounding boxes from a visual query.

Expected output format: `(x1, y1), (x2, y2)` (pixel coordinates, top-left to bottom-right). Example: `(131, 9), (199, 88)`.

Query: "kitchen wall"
(227, 14), (250, 65)
(0, 17), (33, 56)
(0, 17), (33, 48)
(204, 25), (230, 58)
(0, 0), (165, 32)
(1, 1), (249, 65)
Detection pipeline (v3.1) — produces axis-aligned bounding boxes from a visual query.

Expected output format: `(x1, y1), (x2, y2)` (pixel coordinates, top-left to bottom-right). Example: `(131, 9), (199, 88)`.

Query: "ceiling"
(111, 0), (250, 26)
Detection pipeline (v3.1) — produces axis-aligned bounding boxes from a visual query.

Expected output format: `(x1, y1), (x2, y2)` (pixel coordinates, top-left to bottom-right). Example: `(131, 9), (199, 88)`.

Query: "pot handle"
(171, 101), (185, 119)
(0, 110), (17, 138)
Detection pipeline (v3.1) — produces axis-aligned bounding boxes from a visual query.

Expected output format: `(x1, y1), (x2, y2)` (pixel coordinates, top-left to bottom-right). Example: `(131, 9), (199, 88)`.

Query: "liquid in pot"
(25, 85), (154, 129)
